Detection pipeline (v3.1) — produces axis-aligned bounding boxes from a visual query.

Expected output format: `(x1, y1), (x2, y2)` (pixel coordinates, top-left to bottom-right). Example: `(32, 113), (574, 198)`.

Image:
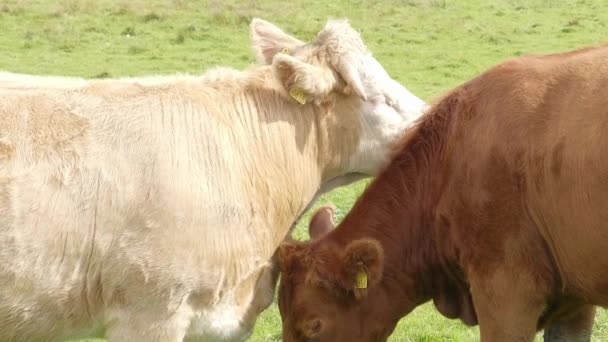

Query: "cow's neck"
(236, 87), (356, 249)
(327, 90), (473, 324)
(288, 97), (371, 235)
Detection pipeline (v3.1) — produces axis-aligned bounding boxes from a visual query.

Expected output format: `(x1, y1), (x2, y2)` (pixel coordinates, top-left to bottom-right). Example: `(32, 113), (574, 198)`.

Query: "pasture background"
(1, 0), (607, 340)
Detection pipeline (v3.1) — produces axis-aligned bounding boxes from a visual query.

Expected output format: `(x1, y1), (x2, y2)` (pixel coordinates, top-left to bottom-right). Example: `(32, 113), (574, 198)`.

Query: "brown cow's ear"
(341, 239), (384, 299)
(272, 54), (337, 104)
(308, 205), (336, 240)
(250, 18), (304, 64)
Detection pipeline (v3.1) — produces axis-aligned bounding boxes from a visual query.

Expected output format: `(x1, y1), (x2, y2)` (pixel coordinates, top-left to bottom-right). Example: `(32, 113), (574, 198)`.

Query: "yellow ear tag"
(289, 88), (306, 104)
(355, 269), (368, 289)
(281, 47), (289, 54)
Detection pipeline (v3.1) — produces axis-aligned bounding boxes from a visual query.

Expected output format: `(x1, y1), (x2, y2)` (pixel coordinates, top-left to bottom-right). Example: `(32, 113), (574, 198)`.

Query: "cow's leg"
(104, 309), (189, 342)
(543, 305), (595, 342)
(470, 269), (547, 342)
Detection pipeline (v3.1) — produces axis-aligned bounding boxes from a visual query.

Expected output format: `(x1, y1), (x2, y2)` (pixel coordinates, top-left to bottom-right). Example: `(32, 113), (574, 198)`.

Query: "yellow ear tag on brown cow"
(356, 268), (368, 289)
(289, 88), (306, 104)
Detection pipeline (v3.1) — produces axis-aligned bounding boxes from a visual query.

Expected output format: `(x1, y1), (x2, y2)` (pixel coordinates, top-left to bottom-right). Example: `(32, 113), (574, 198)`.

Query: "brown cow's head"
(278, 206), (400, 342)
(250, 18), (427, 179)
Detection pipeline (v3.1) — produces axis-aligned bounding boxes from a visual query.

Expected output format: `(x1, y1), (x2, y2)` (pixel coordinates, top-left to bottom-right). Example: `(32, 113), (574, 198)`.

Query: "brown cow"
(277, 43), (608, 342)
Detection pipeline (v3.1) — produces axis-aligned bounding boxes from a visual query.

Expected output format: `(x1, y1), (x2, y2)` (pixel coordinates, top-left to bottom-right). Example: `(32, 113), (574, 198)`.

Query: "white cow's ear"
(272, 54), (336, 104)
(331, 55), (367, 101)
(250, 18), (304, 64)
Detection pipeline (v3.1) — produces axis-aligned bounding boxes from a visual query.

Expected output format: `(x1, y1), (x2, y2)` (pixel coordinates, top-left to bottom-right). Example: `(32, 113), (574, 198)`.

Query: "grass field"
(2, 0), (608, 341)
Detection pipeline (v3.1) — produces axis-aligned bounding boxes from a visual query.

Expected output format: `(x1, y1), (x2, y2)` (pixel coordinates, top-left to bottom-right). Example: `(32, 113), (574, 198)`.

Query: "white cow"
(0, 18), (426, 341)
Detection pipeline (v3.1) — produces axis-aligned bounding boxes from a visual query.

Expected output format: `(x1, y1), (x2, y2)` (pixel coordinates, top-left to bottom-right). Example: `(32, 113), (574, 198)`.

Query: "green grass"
(2, 0), (608, 340)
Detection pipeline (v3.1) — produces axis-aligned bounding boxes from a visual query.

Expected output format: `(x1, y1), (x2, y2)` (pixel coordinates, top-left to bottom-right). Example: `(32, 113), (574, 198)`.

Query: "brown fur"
(278, 43), (608, 341)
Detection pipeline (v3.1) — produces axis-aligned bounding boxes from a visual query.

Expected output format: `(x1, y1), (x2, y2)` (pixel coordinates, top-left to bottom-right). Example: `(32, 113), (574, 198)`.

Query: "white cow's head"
(250, 18), (427, 185)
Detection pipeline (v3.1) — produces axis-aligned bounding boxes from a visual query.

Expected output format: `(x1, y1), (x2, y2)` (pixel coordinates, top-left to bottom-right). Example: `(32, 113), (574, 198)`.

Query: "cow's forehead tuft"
(315, 20), (368, 56)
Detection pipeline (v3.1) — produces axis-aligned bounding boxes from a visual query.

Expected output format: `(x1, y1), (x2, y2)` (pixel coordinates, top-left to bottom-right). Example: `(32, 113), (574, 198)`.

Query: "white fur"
(348, 55), (428, 174)
(0, 18), (426, 341)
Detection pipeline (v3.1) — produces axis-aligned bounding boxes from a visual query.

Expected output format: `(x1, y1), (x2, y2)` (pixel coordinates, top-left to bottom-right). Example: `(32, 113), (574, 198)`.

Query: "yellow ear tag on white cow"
(281, 47), (289, 54)
(289, 88), (306, 104)
(355, 268), (368, 289)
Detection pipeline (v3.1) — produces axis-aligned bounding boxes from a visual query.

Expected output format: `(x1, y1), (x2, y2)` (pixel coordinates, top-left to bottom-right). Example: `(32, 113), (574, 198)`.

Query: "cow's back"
(0, 85), (249, 339)
(443, 45), (608, 302)
(521, 47), (608, 300)
(0, 74), (323, 339)
(0, 88), (161, 339)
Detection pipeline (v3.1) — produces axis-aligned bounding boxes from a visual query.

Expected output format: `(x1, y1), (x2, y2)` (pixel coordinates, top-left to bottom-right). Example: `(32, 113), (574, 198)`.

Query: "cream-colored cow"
(0, 18), (426, 341)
